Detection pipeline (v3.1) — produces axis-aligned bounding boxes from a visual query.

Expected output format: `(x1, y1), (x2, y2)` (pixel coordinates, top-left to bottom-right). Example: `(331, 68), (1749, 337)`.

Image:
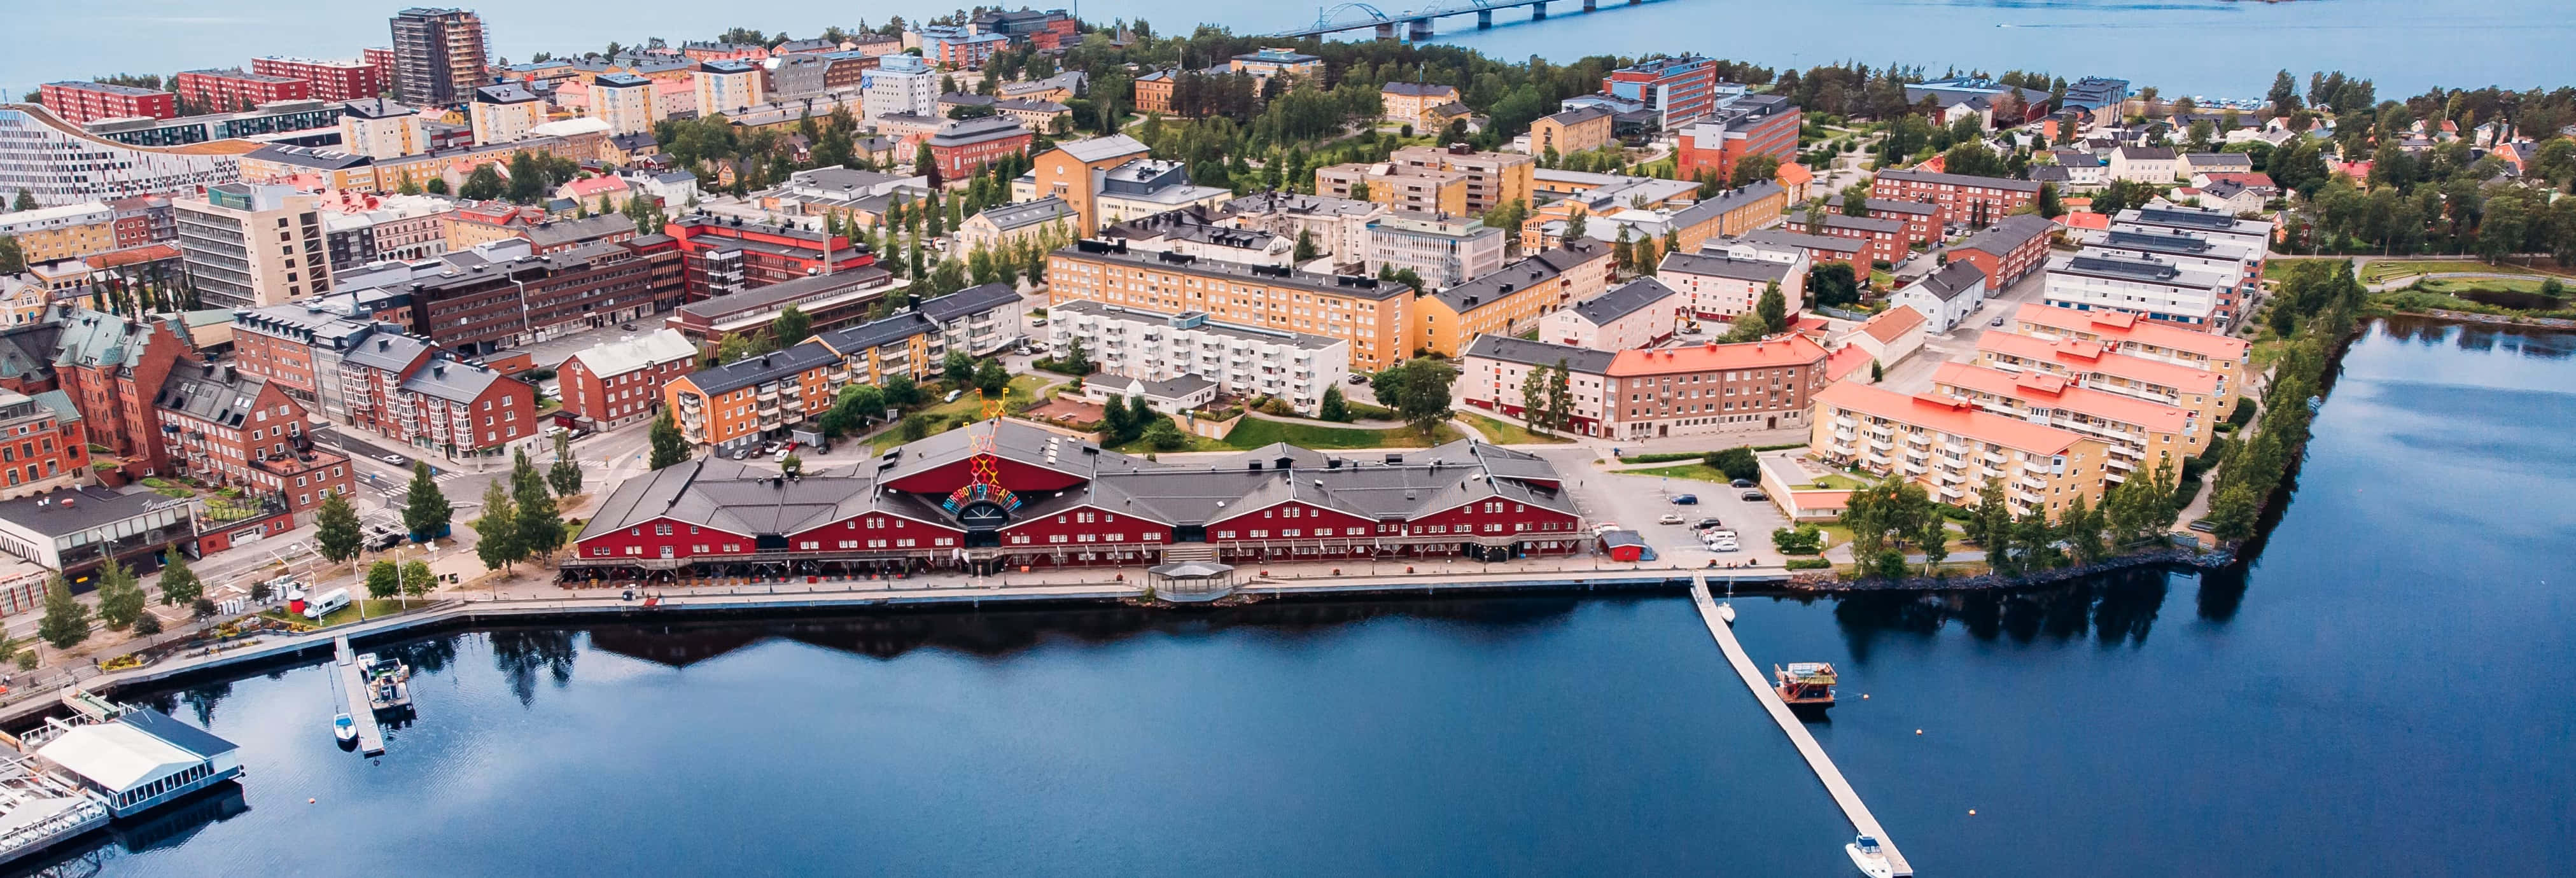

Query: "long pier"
(329, 636), (386, 756)
(1690, 578), (1912, 877)
(1271, 0), (1674, 41)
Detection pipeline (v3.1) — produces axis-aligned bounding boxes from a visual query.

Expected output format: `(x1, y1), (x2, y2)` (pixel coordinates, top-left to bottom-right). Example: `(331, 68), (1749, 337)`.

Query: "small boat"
(332, 713), (358, 742)
(1775, 662), (1837, 707)
(1847, 835), (1894, 878)
(1718, 583), (1737, 624)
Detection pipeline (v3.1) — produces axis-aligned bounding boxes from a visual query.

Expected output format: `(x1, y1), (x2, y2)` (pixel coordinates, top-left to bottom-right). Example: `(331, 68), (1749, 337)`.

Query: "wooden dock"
(1690, 578), (1912, 877)
(330, 636), (385, 756)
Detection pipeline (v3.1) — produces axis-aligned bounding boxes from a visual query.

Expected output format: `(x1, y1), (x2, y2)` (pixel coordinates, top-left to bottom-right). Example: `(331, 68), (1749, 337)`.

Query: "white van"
(304, 587), (351, 620)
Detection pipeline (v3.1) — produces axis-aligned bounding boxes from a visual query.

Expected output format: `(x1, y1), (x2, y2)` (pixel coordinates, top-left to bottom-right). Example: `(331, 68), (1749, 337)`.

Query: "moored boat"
(1774, 662), (1837, 707)
(1846, 834), (1894, 877)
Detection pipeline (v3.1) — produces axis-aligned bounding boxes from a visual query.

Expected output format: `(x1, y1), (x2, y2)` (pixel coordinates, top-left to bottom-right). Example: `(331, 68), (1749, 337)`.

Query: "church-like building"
(569, 419), (1586, 580)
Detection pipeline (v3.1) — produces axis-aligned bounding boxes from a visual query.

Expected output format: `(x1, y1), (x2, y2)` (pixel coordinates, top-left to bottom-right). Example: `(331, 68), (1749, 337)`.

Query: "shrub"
(1785, 558), (1833, 571)
(2226, 398), (2257, 427)
(1704, 447), (1759, 482)
(1771, 525), (1824, 555)
(134, 615), (163, 636)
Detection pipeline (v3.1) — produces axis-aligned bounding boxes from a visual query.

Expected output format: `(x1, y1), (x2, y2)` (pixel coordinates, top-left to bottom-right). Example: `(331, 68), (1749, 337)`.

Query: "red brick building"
(925, 116), (1033, 181)
(567, 420), (1583, 580)
(38, 81), (177, 124)
(174, 69), (312, 112)
(251, 56), (389, 102)
(557, 329), (700, 429)
(1785, 213), (1913, 267)
(1870, 169), (2043, 229)
(1947, 214), (2058, 289)
(340, 333), (541, 459)
(0, 391), (90, 499)
(153, 362), (354, 522)
(106, 196), (174, 247)
(662, 216), (874, 301)
(48, 311), (200, 477)
(1675, 96), (1800, 184)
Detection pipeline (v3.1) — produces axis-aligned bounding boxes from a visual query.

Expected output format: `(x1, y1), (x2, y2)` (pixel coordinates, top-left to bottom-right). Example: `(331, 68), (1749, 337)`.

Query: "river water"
(33, 317), (2576, 877)
(6, 1), (2570, 105)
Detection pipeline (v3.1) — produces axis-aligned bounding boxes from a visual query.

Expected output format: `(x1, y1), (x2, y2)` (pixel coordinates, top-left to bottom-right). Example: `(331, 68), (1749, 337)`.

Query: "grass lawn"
(262, 598), (417, 628)
(1107, 430), (1229, 454)
(867, 375), (1053, 452)
(1221, 417), (1461, 450)
(2362, 260), (2542, 284)
(2421, 277), (2555, 295)
(1626, 463), (1740, 484)
(1460, 413), (1573, 445)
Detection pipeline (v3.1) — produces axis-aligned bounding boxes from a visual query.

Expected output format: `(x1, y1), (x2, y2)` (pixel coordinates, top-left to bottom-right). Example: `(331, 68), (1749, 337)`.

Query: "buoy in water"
(1861, 693), (1869, 699)
(1968, 809), (1977, 816)
(1914, 728), (1922, 735)
(309, 798), (316, 804)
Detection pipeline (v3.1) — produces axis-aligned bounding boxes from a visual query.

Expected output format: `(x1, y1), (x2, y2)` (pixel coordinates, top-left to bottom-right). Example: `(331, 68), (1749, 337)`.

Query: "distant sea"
(6, 0), (2572, 106)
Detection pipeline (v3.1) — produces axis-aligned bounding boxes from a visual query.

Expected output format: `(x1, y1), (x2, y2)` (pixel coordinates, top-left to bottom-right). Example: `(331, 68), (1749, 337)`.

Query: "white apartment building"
(591, 73), (661, 136)
(2107, 146), (2181, 183)
(1217, 192), (1385, 262)
(694, 60), (764, 117)
(861, 55), (938, 122)
(1362, 212), (1506, 289)
(469, 83), (544, 146)
(1047, 300), (1350, 415)
(338, 98), (427, 160)
(1540, 277), (1683, 352)
(1657, 246), (1808, 321)
(1889, 260), (1989, 333)
(174, 183), (329, 310)
(1458, 335), (1616, 436)
(2041, 251), (2234, 329)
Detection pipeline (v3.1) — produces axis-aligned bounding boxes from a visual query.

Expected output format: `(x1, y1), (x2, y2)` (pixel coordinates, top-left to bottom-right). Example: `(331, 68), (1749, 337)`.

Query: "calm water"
(39, 317), (2576, 877)
(6, 1), (2571, 104)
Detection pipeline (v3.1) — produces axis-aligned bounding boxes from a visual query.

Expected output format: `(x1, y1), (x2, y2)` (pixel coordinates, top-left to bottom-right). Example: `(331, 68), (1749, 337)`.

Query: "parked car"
(2188, 519), (2217, 533)
(620, 323), (637, 331)
(731, 448), (750, 460)
(1707, 539), (1740, 553)
(1989, 316), (2006, 327)
(379, 454), (407, 466)
(1671, 494), (1698, 505)
(1693, 517), (1723, 529)
(1740, 491), (1767, 502)
(1728, 478), (1755, 489)
(1657, 513), (1684, 524)
(1347, 373), (1369, 384)
(773, 448), (790, 461)
(1588, 522), (1620, 536)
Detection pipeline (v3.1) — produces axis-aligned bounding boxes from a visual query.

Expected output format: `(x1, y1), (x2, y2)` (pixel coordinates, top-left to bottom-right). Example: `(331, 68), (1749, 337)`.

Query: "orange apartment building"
(1975, 330), (2232, 427)
(1604, 335), (1831, 439)
(1410, 242), (1612, 357)
(1809, 380), (2110, 519)
(1047, 239), (1418, 370)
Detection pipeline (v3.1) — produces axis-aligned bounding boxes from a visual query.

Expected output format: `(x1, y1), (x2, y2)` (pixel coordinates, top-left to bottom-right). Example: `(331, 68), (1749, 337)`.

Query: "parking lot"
(1532, 448), (1795, 568)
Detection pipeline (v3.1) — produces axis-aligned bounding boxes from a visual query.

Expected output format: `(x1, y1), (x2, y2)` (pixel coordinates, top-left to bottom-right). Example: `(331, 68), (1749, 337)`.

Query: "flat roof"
(1055, 241), (1415, 302)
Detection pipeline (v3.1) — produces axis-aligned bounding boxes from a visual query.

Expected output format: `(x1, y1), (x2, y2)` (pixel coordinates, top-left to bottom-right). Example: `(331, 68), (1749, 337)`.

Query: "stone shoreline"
(1782, 547), (2239, 592)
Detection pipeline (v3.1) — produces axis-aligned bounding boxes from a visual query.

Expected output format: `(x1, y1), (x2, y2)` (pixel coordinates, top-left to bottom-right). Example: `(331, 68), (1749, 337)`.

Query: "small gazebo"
(1146, 561), (1238, 602)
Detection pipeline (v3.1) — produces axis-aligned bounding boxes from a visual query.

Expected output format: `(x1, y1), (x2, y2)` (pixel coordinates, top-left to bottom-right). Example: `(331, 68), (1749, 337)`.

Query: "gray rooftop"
(1658, 251), (1795, 282)
(1907, 260), (1988, 302)
(1460, 333), (1616, 375)
(973, 196), (1075, 232)
(1570, 277), (1679, 326)
(1429, 242), (1602, 314)
(0, 487), (191, 538)
(918, 283), (1024, 323)
(1056, 240), (1414, 302)
(398, 356), (510, 403)
(1054, 134), (1149, 164)
(681, 340), (844, 396)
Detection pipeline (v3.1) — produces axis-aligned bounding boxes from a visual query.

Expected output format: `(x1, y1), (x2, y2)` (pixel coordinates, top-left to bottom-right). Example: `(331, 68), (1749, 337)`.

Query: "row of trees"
(2204, 263), (2366, 540)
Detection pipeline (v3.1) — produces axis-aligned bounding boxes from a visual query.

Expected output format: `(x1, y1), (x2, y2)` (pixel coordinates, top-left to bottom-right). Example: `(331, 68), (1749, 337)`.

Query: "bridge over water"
(1270, 0), (1679, 41)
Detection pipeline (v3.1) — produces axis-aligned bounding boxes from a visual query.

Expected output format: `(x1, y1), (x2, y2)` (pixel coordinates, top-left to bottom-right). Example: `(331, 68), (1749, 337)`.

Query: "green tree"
(471, 481), (522, 571)
(2061, 494), (2104, 564)
(882, 373), (922, 407)
(1562, 208), (1587, 242)
(94, 560), (144, 631)
(2035, 181), (2066, 219)
(1520, 366), (1549, 433)
(2207, 484), (2263, 541)
(901, 414), (932, 441)
(649, 412), (690, 469)
(401, 559), (436, 600)
(773, 305), (814, 346)
(402, 461), (452, 541)
(1728, 153), (1781, 188)
(1914, 514), (1950, 575)
(367, 559), (401, 599)
(39, 575), (88, 650)
(1293, 230), (1320, 262)
(972, 358), (1010, 396)
(513, 448), (566, 564)
(459, 164), (505, 201)
(1755, 280), (1788, 332)
(157, 550), (202, 606)
(0, 236), (21, 275)
(10, 190), (36, 211)
(314, 490), (363, 569)
(1974, 477), (2014, 571)
(1058, 337), (1093, 375)
(1374, 358), (1457, 438)
(1320, 385), (1348, 422)
(2013, 508), (2062, 571)
(942, 350), (976, 387)
(548, 431), (583, 496)
(1141, 417), (1188, 450)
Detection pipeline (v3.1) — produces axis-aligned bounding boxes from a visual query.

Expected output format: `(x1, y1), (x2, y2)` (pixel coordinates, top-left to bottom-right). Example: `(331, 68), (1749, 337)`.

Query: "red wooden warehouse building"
(569, 419), (1585, 580)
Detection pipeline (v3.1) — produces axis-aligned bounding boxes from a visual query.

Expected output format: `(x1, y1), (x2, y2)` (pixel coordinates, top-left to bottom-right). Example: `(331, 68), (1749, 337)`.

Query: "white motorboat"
(1847, 835), (1894, 878)
(1718, 583), (1737, 624)
(332, 713), (358, 742)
